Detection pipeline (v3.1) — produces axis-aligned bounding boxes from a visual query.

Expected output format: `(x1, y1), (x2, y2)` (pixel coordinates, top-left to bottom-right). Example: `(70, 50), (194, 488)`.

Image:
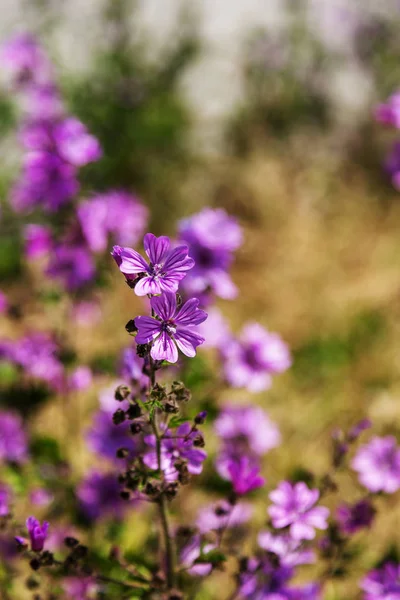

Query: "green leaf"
(168, 416), (190, 429)
(195, 549), (226, 566)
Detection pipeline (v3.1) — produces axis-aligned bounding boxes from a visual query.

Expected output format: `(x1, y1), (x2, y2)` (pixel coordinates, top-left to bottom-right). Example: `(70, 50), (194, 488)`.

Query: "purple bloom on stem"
(222, 323), (291, 392)
(53, 117), (102, 166)
(24, 224), (53, 259)
(112, 233), (194, 296)
(135, 292), (207, 363)
(269, 482), (329, 541)
(16, 516), (49, 552)
(46, 245), (96, 292)
(374, 91), (400, 128)
(258, 531), (316, 567)
(360, 562), (400, 600)
(224, 456), (265, 495)
(0, 410), (28, 463)
(1, 34), (52, 88)
(196, 500), (252, 533)
(352, 436), (400, 494)
(336, 499), (375, 534)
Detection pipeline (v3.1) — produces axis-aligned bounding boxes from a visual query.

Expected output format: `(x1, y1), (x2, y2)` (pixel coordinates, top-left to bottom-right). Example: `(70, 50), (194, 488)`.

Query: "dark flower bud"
(118, 473), (127, 485)
(150, 383), (167, 402)
(136, 343), (150, 358)
(164, 482), (179, 500)
(130, 422), (142, 435)
(239, 557), (249, 572)
(71, 545), (88, 560)
(347, 419), (371, 442)
(194, 411), (207, 425)
(120, 490), (131, 501)
(177, 464), (190, 485)
(193, 433), (205, 448)
(163, 398), (179, 414)
(125, 319), (138, 334)
(115, 385), (131, 401)
(126, 402), (141, 419)
(116, 447), (129, 459)
(215, 504), (229, 517)
(109, 545), (121, 561)
(175, 526), (196, 541)
(64, 536), (79, 548)
(145, 481), (161, 497)
(126, 473), (140, 491)
(265, 550), (280, 569)
(30, 558), (41, 571)
(113, 409), (126, 425)
(25, 576), (40, 590)
(170, 381), (191, 403)
(40, 551), (54, 566)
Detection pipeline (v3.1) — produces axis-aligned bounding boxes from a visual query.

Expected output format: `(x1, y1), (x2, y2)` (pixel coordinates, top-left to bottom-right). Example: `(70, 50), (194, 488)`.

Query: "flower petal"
(162, 245), (194, 274)
(135, 316), (161, 343)
(144, 233), (170, 264)
(151, 293), (177, 321)
(151, 331), (178, 363)
(117, 246), (148, 274)
(175, 298), (208, 326)
(134, 276), (161, 296)
(174, 328), (205, 357)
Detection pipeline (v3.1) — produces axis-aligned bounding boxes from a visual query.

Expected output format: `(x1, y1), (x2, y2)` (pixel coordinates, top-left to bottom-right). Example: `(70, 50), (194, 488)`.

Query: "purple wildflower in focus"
(135, 292), (207, 363)
(180, 534), (215, 577)
(0, 410), (28, 463)
(258, 531), (316, 567)
(375, 91), (400, 128)
(178, 208), (242, 300)
(197, 307), (230, 349)
(144, 422), (207, 480)
(352, 436), (400, 494)
(384, 142), (400, 190)
(15, 516), (49, 552)
(1, 34), (52, 88)
(46, 245), (96, 291)
(78, 191), (148, 253)
(269, 482), (329, 541)
(223, 456), (265, 495)
(77, 471), (128, 521)
(336, 499), (375, 535)
(222, 322), (291, 392)
(63, 576), (98, 599)
(112, 233), (194, 296)
(24, 224), (53, 258)
(360, 562), (400, 600)
(0, 484), (11, 516)
(196, 500), (252, 533)
(215, 404), (281, 457)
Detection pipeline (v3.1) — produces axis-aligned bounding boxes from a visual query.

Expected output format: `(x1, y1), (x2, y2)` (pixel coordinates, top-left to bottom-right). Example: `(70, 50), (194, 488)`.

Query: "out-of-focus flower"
(336, 499), (375, 534)
(197, 307), (230, 349)
(112, 233), (194, 296)
(52, 117), (102, 167)
(352, 436), (400, 494)
(360, 562), (400, 599)
(46, 245), (96, 292)
(1, 34), (52, 88)
(78, 191), (148, 253)
(24, 224), (53, 259)
(63, 576), (98, 600)
(268, 482), (329, 541)
(178, 208), (242, 300)
(77, 471), (128, 521)
(257, 531), (316, 567)
(0, 292), (8, 314)
(196, 500), (252, 533)
(29, 488), (53, 507)
(71, 301), (102, 326)
(375, 91), (400, 128)
(0, 484), (12, 516)
(223, 456), (265, 495)
(238, 555), (293, 599)
(215, 404), (280, 457)
(119, 345), (148, 393)
(180, 534), (215, 577)
(15, 516), (49, 552)
(222, 322), (291, 392)
(0, 410), (28, 463)
(86, 409), (139, 464)
(68, 366), (92, 392)
(384, 142), (400, 190)
(10, 332), (64, 391)
(135, 293), (207, 363)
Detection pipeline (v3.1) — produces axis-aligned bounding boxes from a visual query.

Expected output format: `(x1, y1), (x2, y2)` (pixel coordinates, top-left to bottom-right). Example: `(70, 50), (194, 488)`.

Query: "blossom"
(215, 404), (281, 457)
(180, 534), (216, 577)
(86, 409), (139, 464)
(1, 34), (52, 88)
(197, 307), (230, 349)
(223, 456), (265, 495)
(52, 117), (101, 166)
(196, 500), (252, 533)
(24, 224), (53, 258)
(144, 422), (207, 479)
(10, 332), (64, 391)
(77, 471), (128, 521)
(360, 562), (400, 599)
(119, 345), (148, 393)
(78, 191), (148, 253)
(29, 488), (53, 507)
(112, 233), (194, 296)
(238, 556), (293, 599)
(268, 481), (329, 540)
(258, 531), (316, 567)
(0, 410), (28, 463)
(222, 323), (291, 392)
(46, 245), (96, 292)
(352, 436), (400, 494)
(16, 516), (49, 552)
(0, 484), (12, 516)
(135, 292), (207, 363)
(375, 91), (400, 128)
(336, 499), (375, 534)
(68, 366), (93, 392)
(63, 576), (98, 599)
(178, 208), (242, 300)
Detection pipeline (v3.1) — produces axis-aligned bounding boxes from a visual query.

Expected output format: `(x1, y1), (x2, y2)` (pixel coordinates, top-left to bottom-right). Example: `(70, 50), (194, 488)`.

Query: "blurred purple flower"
(180, 534), (215, 577)
(135, 292), (207, 363)
(68, 366), (93, 392)
(384, 142), (400, 190)
(63, 576), (98, 599)
(0, 484), (12, 516)
(29, 488), (53, 507)
(0, 292), (8, 314)
(112, 233), (194, 296)
(352, 436), (400, 494)
(197, 307), (230, 349)
(196, 500), (252, 533)
(375, 91), (400, 128)
(72, 301), (102, 326)
(223, 456), (265, 495)
(24, 224), (53, 258)
(52, 117), (101, 166)
(360, 562), (400, 600)
(1, 34), (52, 88)
(258, 531), (316, 567)
(222, 322), (291, 392)
(16, 516), (49, 552)
(119, 345), (148, 393)
(86, 409), (139, 464)
(10, 332), (64, 391)
(269, 482), (329, 541)
(178, 208), (242, 300)
(336, 499), (375, 535)
(0, 410), (28, 463)
(77, 471), (127, 521)
(238, 555), (293, 599)
(46, 245), (96, 291)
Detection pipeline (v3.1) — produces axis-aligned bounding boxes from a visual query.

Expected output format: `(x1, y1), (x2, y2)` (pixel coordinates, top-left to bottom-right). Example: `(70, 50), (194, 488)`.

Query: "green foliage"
(31, 435), (63, 464)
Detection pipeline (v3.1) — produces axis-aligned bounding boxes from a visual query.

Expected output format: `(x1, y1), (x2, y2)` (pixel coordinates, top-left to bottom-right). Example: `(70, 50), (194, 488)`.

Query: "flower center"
(161, 320), (176, 335)
(150, 263), (165, 278)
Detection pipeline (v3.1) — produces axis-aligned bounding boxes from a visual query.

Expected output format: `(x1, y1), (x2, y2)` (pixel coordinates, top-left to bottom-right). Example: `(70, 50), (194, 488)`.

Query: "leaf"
(168, 416), (190, 429)
(195, 549), (226, 566)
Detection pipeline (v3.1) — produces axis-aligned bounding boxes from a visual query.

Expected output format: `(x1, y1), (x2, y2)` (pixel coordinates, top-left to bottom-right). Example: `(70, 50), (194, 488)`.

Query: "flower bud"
(115, 385), (131, 401)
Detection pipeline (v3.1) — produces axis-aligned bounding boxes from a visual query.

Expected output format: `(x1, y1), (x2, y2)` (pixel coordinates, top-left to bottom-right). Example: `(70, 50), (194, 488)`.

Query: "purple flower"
(112, 233), (194, 296)
(1, 34), (52, 88)
(384, 142), (400, 190)
(360, 562), (400, 600)
(215, 404), (281, 457)
(24, 224), (53, 259)
(29, 488), (53, 507)
(258, 531), (316, 567)
(46, 245), (96, 292)
(0, 410), (28, 463)
(135, 292), (207, 363)
(375, 91), (400, 128)
(269, 482), (329, 541)
(223, 456), (265, 495)
(16, 516), (49, 552)
(222, 323), (291, 392)
(144, 422), (207, 479)
(53, 117), (101, 166)
(10, 333), (64, 391)
(238, 555), (293, 599)
(68, 366), (93, 392)
(78, 191), (148, 253)
(119, 345), (148, 394)
(352, 436), (400, 494)
(86, 409), (139, 464)
(196, 500), (252, 533)
(77, 471), (128, 521)
(178, 208), (242, 300)
(0, 484), (12, 517)
(336, 499), (375, 534)
(63, 576), (98, 599)
(72, 301), (102, 326)
(197, 307), (230, 349)
(180, 534), (216, 577)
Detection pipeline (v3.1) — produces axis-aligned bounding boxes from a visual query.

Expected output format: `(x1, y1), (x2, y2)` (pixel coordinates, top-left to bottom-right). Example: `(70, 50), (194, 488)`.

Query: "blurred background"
(2, 0), (400, 598)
